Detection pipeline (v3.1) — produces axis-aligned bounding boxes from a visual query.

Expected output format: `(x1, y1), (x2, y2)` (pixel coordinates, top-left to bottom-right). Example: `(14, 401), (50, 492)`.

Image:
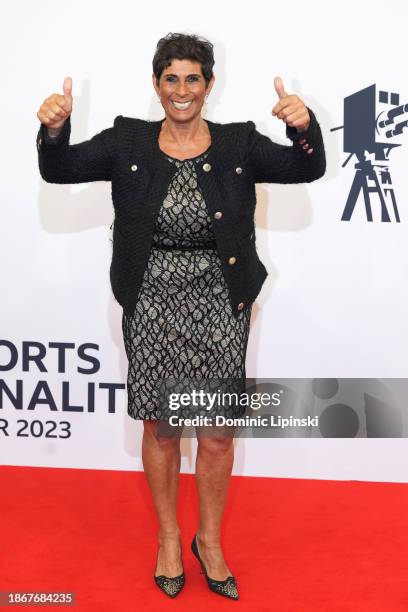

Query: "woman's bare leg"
(142, 420), (183, 577)
(194, 425), (236, 580)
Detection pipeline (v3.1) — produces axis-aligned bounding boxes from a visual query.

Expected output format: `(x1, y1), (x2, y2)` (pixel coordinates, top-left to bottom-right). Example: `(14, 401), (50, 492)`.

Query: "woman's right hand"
(37, 77), (73, 129)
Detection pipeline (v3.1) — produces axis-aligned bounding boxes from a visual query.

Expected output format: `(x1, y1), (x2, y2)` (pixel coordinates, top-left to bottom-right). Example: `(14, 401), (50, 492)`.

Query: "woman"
(36, 32), (326, 600)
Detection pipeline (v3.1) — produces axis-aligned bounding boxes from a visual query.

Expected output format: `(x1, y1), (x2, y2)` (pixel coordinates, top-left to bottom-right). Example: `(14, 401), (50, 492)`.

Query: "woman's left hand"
(272, 76), (310, 133)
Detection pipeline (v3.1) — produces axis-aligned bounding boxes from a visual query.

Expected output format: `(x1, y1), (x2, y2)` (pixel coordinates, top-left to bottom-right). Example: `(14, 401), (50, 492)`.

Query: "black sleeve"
(246, 107), (326, 184)
(36, 115), (117, 184)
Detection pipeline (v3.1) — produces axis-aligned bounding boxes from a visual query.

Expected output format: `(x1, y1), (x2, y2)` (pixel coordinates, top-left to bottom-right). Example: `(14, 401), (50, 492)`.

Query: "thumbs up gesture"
(37, 77), (73, 129)
(272, 76), (310, 133)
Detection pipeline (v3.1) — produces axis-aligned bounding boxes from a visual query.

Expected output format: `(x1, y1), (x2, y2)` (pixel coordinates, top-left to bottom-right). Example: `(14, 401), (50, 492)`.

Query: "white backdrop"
(1, 0), (407, 481)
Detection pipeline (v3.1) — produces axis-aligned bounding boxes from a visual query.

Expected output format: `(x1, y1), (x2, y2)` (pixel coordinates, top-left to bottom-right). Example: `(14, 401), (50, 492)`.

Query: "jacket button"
(237, 302), (245, 311)
(131, 164), (138, 171)
(39, 138), (42, 145)
(214, 211), (223, 219)
(228, 256), (237, 265)
(203, 163), (212, 172)
(235, 167), (242, 174)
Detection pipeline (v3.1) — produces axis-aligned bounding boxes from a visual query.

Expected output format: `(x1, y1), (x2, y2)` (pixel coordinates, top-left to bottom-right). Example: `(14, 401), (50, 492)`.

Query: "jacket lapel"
(128, 117), (237, 240)
(135, 117), (232, 172)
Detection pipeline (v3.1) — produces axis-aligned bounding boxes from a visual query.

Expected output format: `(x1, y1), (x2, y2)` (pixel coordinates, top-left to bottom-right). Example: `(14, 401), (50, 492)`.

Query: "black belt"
(153, 240), (217, 251)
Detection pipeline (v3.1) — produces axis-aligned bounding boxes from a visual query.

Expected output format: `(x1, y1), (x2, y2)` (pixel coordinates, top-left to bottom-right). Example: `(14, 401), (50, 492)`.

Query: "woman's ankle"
(196, 530), (222, 548)
(158, 526), (181, 542)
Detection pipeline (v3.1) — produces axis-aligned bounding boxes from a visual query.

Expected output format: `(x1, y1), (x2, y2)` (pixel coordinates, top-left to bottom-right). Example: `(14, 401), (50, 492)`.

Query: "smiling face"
(152, 58), (214, 123)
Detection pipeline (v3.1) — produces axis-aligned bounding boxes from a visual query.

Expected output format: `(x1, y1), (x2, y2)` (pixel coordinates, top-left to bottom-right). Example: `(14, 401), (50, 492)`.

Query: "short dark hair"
(152, 32), (215, 87)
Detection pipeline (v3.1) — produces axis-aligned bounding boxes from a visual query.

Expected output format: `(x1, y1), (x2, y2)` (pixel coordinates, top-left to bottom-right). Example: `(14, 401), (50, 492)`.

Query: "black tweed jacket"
(36, 108), (326, 317)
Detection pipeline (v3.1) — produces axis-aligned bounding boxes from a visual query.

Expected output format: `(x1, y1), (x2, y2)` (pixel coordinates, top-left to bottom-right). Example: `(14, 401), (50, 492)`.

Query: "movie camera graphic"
(331, 84), (407, 222)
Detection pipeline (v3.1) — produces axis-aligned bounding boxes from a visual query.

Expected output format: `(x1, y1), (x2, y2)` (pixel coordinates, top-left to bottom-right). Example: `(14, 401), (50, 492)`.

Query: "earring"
(156, 96), (161, 103)
(204, 94), (209, 105)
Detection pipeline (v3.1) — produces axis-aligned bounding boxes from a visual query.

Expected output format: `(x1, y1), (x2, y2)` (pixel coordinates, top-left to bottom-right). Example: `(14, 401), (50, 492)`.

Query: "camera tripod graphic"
(331, 84), (407, 222)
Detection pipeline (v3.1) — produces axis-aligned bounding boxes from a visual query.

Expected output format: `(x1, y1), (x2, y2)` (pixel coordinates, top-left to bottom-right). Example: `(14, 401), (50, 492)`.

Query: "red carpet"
(1, 465), (408, 611)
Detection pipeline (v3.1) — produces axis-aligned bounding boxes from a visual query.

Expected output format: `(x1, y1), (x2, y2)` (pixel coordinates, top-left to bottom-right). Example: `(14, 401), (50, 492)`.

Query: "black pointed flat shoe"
(154, 546), (185, 598)
(191, 534), (239, 600)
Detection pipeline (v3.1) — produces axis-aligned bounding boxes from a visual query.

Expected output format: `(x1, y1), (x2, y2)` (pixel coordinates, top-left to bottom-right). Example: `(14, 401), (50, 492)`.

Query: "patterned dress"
(122, 148), (252, 420)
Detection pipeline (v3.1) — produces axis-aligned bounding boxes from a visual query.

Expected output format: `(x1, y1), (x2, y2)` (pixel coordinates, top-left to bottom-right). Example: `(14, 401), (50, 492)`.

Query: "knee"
(197, 435), (234, 457)
(143, 420), (181, 449)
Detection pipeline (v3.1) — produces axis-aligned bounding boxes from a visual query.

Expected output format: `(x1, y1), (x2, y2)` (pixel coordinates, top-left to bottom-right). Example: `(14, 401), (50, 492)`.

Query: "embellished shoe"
(191, 534), (239, 600)
(154, 545), (185, 598)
